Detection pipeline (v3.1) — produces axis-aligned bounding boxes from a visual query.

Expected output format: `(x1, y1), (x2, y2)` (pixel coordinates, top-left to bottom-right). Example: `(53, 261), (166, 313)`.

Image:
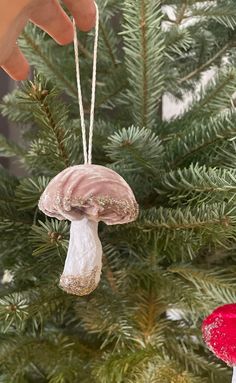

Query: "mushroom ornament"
(38, 4), (139, 296)
(202, 304), (236, 383)
(39, 164), (139, 296)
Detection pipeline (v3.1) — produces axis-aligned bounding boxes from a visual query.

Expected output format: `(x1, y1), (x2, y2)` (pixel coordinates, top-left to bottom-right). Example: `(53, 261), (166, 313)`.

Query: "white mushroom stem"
(232, 367), (236, 383)
(59, 217), (103, 296)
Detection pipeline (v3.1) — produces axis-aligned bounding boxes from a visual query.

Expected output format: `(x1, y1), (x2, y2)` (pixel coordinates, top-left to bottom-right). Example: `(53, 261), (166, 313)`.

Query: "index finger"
(63, 0), (96, 32)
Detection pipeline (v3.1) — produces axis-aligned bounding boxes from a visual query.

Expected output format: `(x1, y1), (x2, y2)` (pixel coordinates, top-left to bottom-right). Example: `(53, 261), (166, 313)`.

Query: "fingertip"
(30, 0), (75, 46)
(64, 0), (97, 32)
(11, 60), (30, 81)
(55, 23), (74, 46)
(3, 66), (29, 81)
(11, 65), (30, 81)
(74, 8), (96, 32)
(1, 46), (30, 81)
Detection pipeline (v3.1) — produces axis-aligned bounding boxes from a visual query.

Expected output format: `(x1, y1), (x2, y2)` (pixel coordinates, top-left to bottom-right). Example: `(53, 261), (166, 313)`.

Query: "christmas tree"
(1, 1), (236, 382)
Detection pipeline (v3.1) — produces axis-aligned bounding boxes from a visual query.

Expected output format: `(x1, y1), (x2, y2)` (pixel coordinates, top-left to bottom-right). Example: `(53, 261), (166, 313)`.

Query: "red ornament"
(202, 304), (236, 366)
(202, 304), (236, 382)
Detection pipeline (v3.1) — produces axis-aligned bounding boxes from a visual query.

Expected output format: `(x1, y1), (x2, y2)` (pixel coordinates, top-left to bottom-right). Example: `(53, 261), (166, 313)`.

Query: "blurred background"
(0, 71), (10, 170)
(0, 71), (27, 176)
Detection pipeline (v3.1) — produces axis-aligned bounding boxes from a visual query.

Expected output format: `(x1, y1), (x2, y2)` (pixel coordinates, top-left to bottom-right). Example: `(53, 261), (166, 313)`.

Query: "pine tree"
(1, 0), (236, 382)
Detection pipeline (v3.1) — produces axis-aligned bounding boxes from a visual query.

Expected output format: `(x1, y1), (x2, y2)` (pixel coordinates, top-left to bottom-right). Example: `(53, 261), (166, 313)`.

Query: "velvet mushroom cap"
(39, 164), (139, 224)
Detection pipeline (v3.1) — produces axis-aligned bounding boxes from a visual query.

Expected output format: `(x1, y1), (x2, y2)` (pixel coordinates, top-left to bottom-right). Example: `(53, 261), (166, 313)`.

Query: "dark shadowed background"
(0, 71), (10, 169)
(0, 71), (26, 176)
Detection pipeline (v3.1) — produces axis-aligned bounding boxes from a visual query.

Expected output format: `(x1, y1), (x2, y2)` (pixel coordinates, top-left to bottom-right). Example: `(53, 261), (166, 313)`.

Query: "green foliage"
(0, 134), (24, 158)
(164, 111), (236, 168)
(1, 0), (236, 382)
(106, 126), (164, 173)
(122, 0), (165, 127)
(15, 177), (51, 210)
(169, 266), (236, 304)
(156, 164), (236, 204)
(190, 3), (236, 29)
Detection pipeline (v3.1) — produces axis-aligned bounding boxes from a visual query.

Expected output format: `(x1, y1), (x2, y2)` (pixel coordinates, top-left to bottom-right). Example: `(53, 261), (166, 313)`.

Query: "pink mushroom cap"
(39, 164), (139, 224)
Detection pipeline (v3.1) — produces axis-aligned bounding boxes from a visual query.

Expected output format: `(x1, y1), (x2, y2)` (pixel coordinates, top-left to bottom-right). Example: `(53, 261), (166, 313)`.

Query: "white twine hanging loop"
(73, 2), (99, 165)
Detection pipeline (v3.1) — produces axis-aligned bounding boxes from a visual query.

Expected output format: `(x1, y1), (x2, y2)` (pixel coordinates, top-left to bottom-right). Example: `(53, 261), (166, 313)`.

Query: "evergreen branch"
(0, 333), (96, 382)
(140, 0), (148, 127)
(163, 273), (213, 313)
(40, 99), (70, 167)
(198, 70), (236, 110)
(136, 203), (235, 232)
(8, 287), (70, 330)
(0, 293), (29, 332)
(0, 89), (34, 123)
(166, 340), (228, 380)
(96, 81), (128, 109)
(107, 202), (236, 261)
(95, 347), (157, 383)
(0, 218), (33, 229)
(190, 4), (236, 29)
(213, 140), (236, 168)
(156, 164), (236, 204)
(169, 266), (236, 305)
(166, 112), (236, 168)
(130, 360), (206, 383)
(175, 1), (188, 25)
(75, 286), (139, 351)
(0, 134), (25, 158)
(189, 68), (236, 117)
(15, 76), (74, 172)
(30, 219), (69, 257)
(100, 22), (118, 67)
(179, 43), (231, 84)
(133, 293), (167, 346)
(77, 40), (93, 59)
(165, 28), (193, 58)
(170, 136), (218, 168)
(122, 0), (165, 127)
(0, 170), (25, 220)
(15, 176), (51, 210)
(164, 69), (236, 143)
(106, 126), (164, 173)
(21, 30), (77, 98)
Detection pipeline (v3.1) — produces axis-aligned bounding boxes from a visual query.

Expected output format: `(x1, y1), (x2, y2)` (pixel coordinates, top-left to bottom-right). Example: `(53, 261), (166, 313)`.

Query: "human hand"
(0, 0), (96, 80)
